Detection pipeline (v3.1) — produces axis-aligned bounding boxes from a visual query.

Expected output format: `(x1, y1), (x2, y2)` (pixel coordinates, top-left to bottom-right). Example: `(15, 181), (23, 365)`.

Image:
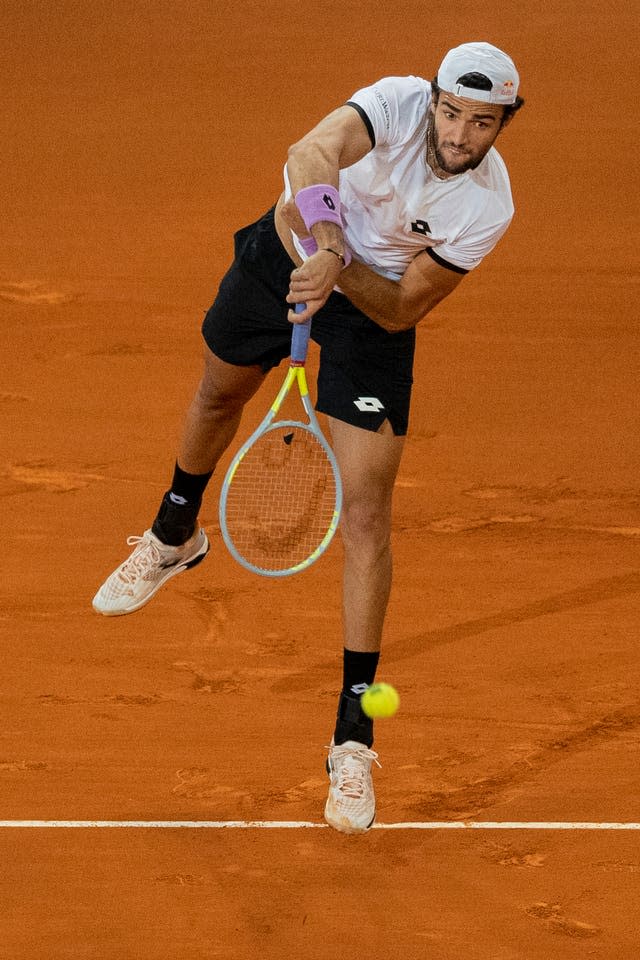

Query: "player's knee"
(195, 378), (241, 417)
(195, 358), (260, 418)
(340, 497), (391, 551)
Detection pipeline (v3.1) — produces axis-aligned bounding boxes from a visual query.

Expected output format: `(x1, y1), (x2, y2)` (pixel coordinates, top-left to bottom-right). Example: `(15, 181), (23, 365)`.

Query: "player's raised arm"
(278, 105), (374, 321)
(286, 104), (374, 193)
(281, 97), (469, 330)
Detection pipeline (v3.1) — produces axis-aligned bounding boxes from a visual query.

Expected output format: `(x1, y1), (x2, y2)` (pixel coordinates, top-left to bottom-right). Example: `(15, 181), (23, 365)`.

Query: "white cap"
(437, 42), (519, 105)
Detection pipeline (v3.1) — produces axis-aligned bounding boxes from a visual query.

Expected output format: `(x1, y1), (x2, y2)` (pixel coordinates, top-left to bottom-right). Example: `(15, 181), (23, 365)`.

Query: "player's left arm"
(287, 249), (465, 332)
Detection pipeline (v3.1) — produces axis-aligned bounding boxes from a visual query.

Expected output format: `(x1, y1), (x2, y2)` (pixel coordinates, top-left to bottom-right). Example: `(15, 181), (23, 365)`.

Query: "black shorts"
(202, 207), (416, 435)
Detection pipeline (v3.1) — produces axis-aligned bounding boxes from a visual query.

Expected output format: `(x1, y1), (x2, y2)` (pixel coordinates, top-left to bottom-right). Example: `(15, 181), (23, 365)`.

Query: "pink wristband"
(299, 235), (318, 257)
(297, 236), (352, 269)
(295, 184), (342, 231)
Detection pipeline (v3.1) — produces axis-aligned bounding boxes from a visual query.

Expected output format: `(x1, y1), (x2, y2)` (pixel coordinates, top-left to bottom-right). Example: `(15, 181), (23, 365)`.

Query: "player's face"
(431, 93), (506, 175)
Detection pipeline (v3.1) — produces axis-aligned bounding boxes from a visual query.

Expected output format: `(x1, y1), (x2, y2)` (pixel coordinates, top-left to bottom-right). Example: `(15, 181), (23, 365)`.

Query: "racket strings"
(224, 426), (338, 571)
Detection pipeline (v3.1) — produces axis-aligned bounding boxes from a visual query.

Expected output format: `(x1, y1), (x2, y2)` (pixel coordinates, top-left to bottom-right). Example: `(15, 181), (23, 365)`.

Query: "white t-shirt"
(287, 75), (514, 280)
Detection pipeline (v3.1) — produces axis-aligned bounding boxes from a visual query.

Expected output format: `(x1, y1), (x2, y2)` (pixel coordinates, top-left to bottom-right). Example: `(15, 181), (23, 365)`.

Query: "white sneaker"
(92, 527), (209, 616)
(324, 740), (380, 835)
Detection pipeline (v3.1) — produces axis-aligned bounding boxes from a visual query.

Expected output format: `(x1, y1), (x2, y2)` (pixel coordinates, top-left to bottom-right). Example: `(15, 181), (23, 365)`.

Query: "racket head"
(219, 419), (342, 577)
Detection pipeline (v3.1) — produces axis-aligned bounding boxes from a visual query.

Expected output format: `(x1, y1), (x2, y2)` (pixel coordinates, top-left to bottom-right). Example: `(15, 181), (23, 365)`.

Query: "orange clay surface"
(2, 2), (640, 957)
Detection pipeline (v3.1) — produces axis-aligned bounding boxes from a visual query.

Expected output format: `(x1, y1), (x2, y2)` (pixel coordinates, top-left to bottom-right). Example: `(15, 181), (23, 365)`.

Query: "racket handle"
(291, 303), (311, 364)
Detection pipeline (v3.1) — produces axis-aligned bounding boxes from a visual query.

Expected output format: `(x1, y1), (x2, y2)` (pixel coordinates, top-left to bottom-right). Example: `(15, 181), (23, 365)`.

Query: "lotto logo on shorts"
(354, 396), (385, 412)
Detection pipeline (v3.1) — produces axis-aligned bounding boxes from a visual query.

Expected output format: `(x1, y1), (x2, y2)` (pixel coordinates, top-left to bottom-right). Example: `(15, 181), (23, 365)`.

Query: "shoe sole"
(93, 536), (210, 617)
(324, 756), (376, 835)
(323, 803), (375, 835)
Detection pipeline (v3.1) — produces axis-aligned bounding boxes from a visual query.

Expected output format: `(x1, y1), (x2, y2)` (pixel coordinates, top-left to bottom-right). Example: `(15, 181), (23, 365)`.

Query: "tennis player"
(93, 42), (524, 834)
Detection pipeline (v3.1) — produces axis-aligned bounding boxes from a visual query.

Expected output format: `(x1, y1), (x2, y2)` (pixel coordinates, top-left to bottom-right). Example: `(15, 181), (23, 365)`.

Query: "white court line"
(1, 821), (639, 830)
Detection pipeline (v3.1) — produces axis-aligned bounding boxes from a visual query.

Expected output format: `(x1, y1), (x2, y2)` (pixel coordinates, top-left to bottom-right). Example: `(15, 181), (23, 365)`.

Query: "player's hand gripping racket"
(219, 305), (343, 576)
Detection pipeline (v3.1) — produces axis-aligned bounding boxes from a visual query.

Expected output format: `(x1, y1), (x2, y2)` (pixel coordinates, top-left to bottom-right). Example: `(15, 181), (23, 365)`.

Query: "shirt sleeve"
(346, 76), (429, 150)
(430, 152), (515, 272)
(430, 214), (513, 272)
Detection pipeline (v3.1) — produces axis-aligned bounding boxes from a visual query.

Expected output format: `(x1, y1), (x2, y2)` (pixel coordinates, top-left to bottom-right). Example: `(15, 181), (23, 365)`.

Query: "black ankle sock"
(333, 648), (380, 748)
(342, 648), (380, 697)
(169, 462), (213, 505)
(151, 463), (213, 546)
(152, 493), (199, 546)
(333, 691), (374, 748)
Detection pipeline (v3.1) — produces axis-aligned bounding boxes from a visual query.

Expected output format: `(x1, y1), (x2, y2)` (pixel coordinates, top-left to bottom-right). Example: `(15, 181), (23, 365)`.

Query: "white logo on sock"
(354, 396), (385, 412)
(169, 492), (188, 505)
(350, 683), (369, 696)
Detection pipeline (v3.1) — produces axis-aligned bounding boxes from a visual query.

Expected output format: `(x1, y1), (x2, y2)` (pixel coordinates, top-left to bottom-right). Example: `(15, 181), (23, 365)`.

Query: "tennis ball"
(360, 682), (400, 719)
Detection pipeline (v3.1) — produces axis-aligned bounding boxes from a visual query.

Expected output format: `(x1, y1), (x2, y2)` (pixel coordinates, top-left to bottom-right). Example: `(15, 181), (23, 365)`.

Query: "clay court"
(2, 1), (640, 956)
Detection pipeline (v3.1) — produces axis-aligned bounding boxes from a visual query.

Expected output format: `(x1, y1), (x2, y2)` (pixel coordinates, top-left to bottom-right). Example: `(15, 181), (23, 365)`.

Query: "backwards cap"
(437, 42), (519, 105)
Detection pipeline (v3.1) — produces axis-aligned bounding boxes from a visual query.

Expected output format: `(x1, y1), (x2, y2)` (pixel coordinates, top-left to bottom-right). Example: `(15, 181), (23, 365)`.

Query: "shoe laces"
(119, 533), (163, 584)
(327, 743), (381, 799)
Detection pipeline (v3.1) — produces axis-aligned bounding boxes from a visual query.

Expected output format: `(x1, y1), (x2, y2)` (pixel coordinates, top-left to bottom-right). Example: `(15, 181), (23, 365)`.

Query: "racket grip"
(291, 304), (311, 364)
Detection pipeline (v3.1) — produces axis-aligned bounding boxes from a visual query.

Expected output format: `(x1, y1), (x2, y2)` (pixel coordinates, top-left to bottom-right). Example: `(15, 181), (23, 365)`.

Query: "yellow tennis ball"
(360, 682), (400, 718)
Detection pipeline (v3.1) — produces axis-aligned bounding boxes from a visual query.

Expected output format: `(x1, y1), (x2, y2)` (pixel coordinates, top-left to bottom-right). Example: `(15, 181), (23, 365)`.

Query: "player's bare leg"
(329, 416), (405, 654)
(324, 416), (403, 833)
(177, 348), (266, 475)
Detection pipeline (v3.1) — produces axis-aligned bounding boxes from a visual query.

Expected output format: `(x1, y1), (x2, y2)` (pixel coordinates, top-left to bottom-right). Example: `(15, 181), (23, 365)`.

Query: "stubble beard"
(427, 115), (485, 177)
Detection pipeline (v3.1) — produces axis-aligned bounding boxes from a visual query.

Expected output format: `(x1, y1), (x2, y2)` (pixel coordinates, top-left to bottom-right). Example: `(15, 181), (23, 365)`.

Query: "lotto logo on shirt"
(411, 220), (431, 236)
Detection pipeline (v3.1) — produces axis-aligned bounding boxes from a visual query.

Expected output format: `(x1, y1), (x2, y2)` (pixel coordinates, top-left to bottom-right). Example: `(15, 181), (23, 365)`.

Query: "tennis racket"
(219, 304), (343, 577)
